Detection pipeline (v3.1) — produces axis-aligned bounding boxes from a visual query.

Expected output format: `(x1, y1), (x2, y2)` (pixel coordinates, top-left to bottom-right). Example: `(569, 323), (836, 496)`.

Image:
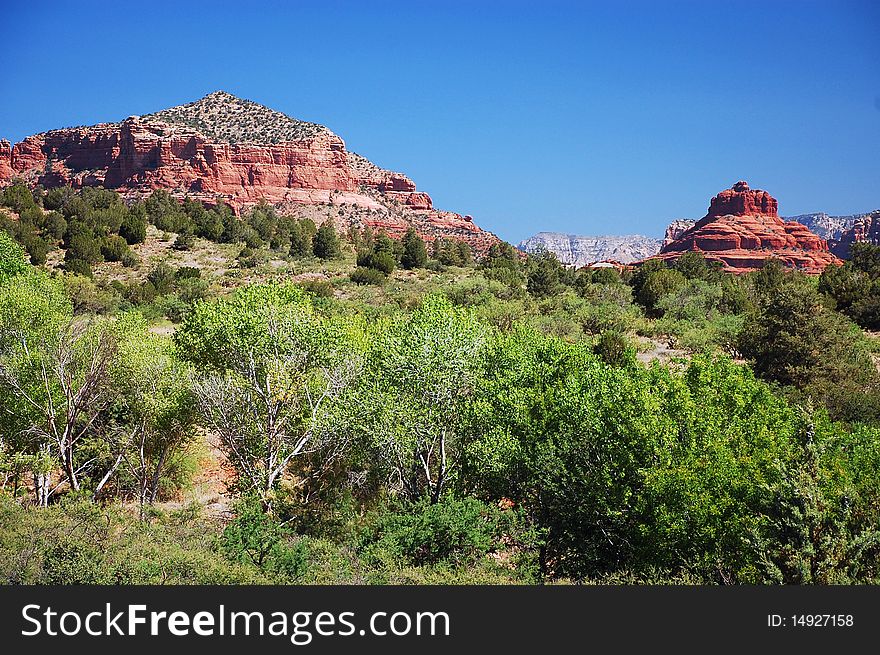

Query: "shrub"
(147, 262), (176, 295)
(361, 497), (502, 567)
(350, 266), (386, 285)
(63, 257), (94, 277)
(0, 231), (29, 280)
(220, 497), (310, 582)
(400, 228), (428, 269)
(357, 250), (396, 274)
(636, 268), (687, 316)
(172, 233), (195, 251)
(119, 208), (147, 244)
(297, 279), (334, 298)
(101, 235), (130, 262)
(593, 329), (632, 366)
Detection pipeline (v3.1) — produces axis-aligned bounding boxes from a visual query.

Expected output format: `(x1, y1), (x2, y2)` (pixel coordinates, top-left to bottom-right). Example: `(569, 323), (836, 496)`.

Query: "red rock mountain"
(653, 181), (841, 274)
(0, 91), (499, 253)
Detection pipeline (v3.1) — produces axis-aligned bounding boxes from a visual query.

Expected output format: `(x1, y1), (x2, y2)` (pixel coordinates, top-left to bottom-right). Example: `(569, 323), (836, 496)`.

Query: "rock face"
(785, 212), (880, 259)
(653, 181), (841, 274)
(517, 232), (661, 266)
(0, 91), (499, 254)
(834, 211), (880, 259)
(662, 219), (696, 247)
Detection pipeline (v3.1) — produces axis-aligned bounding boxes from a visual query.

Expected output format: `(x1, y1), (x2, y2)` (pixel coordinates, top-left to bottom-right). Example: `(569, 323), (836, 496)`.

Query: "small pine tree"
(289, 222), (312, 258)
(400, 228), (428, 269)
(312, 222), (341, 260)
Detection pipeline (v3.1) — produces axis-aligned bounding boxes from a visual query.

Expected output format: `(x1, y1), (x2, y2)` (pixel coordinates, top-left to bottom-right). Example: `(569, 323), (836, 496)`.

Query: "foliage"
(360, 497), (504, 567)
(2, 185), (880, 586)
(350, 266), (386, 285)
(175, 283), (361, 506)
(358, 295), (488, 503)
(0, 231), (29, 282)
(739, 273), (880, 423)
(400, 228), (428, 269)
(312, 222), (341, 260)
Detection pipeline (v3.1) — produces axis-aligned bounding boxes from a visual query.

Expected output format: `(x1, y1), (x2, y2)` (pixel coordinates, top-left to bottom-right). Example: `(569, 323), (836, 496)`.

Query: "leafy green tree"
(672, 251), (723, 281)
(819, 246), (880, 330)
(0, 273), (118, 501)
(106, 314), (197, 515)
(0, 231), (29, 282)
(145, 190), (187, 233)
(361, 295), (488, 503)
(175, 283), (362, 508)
(636, 268), (686, 316)
(288, 221), (313, 257)
(64, 233), (103, 276)
(590, 266), (621, 285)
(739, 275), (880, 422)
(400, 228), (428, 269)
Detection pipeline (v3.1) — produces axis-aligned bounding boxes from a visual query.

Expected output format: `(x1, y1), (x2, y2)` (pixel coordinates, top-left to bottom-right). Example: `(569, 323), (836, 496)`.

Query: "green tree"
(119, 205), (147, 244)
(288, 221), (313, 258)
(400, 228), (428, 269)
(526, 251), (563, 298)
(312, 222), (341, 260)
(739, 275), (880, 422)
(107, 314), (197, 515)
(0, 273), (118, 501)
(361, 295), (487, 503)
(175, 283), (361, 508)
(0, 231), (29, 282)
(636, 268), (686, 316)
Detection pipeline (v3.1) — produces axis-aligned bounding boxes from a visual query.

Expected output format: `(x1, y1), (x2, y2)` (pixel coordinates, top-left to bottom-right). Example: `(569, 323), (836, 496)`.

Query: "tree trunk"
(62, 440), (79, 491)
(147, 445), (169, 504)
(33, 471), (50, 507)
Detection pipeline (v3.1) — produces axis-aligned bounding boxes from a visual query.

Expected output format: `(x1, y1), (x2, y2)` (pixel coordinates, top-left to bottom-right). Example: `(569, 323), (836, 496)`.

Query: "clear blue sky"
(1, 0), (877, 243)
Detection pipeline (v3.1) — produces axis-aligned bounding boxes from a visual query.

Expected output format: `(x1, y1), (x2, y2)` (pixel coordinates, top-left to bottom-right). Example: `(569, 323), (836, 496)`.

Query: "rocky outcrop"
(662, 219), (696, 247)
(0, 140), (14, 181)
(652, 181), (841, 274)
(517, 232), (661, 266)
(706, 180), (778, 218)
(834, 211), (880, 259)
(784, 212), (880, 259)
(0, 92), (499, 254)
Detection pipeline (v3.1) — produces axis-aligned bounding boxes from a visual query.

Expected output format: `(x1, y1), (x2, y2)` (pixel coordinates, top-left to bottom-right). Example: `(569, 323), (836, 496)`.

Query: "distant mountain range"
(517, 233), (662, 267)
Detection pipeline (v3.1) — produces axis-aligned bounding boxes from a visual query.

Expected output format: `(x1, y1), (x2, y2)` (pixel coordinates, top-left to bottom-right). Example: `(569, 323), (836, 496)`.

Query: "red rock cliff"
(653, 181), (841, 274)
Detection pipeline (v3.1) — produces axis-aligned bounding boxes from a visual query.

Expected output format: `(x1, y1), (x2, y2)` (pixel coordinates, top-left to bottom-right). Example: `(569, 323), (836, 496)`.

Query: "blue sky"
(1, 0), (877, 243)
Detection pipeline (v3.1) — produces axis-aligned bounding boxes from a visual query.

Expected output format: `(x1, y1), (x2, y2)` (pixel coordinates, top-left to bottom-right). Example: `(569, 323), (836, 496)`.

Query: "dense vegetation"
(1, 183), (879, 585)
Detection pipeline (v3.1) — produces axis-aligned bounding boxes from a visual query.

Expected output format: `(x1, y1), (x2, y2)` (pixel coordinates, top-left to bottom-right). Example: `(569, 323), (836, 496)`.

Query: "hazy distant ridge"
(518, 232), (662, 266)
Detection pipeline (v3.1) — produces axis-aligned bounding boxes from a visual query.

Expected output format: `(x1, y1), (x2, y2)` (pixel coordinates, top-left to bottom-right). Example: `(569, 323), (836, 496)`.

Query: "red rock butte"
(0, 91), (500, 255)
(652, 181), (841, 274)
